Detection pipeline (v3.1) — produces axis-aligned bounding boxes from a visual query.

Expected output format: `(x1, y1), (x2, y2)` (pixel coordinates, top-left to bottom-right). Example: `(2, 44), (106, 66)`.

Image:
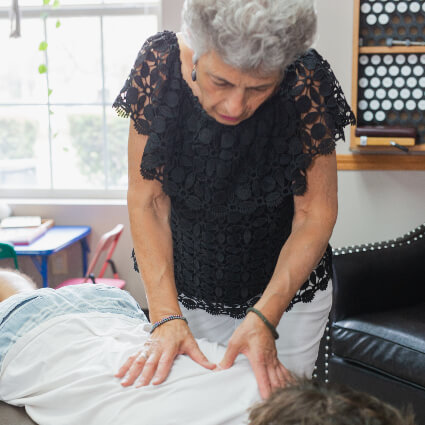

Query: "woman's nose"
(225, 89), (245, 117)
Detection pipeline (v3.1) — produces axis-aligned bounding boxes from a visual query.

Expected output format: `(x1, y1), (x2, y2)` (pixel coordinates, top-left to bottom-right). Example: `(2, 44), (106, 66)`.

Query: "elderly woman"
(113, 0), (355, 399)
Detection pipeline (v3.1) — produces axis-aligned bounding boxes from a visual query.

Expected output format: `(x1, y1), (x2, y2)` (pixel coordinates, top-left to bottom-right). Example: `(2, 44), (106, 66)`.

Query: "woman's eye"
(213, 80), (229, 87)
(251, 87), (268, 93)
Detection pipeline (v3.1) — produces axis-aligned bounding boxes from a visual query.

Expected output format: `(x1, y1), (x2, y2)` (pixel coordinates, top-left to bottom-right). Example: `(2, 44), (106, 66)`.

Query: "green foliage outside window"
(68, 114), (129, 187)
(0, 119), (37, 159)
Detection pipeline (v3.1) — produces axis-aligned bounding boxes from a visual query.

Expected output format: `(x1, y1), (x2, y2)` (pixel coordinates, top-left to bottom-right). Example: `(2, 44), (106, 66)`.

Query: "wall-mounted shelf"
(346, 0), (425, 169)
(337, 154), (425, 170)
(359, 46), (425, 54)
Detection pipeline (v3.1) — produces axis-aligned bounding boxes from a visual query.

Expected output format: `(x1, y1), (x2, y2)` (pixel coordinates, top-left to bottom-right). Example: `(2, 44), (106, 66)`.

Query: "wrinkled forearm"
(127, 189), (181, 323)
(254, 212), (336, 327)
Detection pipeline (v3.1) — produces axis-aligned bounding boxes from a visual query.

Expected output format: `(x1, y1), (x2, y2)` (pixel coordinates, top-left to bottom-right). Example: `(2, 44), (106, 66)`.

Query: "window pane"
(50, 105), (106, 189)
(0, 1), (158, 6)
(105, 111), (129, 189)
(0, 106), (51, 189)
(103, 14), (158, 104)
(0, 0), (102, 5)
(0, 2), (160, 196)
(1, 0), (41, 5)
(102, 0), (158, 3)
(57, 0), (103, 4)
(0, 19), (46, 104)
(47, 17), (102, 104)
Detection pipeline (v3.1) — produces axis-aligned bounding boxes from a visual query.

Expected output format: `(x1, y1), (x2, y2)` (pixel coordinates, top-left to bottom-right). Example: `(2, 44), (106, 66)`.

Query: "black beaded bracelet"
(246, 307), (279, 340)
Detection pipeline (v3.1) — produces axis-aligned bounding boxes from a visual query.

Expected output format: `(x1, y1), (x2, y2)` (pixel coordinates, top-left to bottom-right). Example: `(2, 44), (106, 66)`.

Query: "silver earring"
(191, 65), (197, 82)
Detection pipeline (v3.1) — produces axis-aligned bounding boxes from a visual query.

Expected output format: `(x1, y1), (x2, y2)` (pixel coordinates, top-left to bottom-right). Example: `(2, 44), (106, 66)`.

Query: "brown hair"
(248, 379), (416, 425)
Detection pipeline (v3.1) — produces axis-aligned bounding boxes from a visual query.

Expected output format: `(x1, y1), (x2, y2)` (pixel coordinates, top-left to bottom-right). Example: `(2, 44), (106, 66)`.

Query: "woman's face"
(195, 50), (281, 126)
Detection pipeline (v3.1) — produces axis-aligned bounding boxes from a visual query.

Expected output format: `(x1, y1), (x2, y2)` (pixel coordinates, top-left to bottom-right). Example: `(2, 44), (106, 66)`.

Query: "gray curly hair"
(181, 0), (317, 75)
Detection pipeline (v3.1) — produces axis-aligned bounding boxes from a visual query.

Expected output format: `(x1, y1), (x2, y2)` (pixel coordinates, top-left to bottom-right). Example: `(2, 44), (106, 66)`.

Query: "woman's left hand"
(218, 312), (293, 399)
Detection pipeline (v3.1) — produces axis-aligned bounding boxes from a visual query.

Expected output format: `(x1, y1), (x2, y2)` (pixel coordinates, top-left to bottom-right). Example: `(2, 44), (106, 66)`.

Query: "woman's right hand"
(115, 319), (216, 387)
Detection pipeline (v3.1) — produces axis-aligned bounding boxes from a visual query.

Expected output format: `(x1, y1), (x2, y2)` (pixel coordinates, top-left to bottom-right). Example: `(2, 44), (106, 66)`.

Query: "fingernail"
(136, 379), (145, 388)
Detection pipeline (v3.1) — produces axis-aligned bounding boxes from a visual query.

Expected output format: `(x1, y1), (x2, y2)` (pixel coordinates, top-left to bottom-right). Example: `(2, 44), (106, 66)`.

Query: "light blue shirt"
(0, 284), (147, 370)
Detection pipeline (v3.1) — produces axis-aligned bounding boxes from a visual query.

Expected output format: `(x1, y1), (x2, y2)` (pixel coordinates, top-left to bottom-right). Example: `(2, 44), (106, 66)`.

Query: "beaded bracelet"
(246, 307), (279, 340)
(150, 314), (188, 334)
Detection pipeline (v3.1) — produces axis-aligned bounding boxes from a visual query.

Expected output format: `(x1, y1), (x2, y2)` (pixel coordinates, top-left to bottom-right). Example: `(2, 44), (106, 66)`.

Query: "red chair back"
(84, 224), (124, 281)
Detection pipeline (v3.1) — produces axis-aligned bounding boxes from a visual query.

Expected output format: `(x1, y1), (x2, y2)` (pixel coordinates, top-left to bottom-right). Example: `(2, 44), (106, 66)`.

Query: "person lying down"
(0, 269), (261, 425)
(0, 269), (415, 425)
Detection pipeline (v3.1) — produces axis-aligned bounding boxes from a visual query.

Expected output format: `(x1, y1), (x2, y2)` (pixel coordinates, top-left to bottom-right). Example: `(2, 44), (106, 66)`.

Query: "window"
(0, 0), (161, 198)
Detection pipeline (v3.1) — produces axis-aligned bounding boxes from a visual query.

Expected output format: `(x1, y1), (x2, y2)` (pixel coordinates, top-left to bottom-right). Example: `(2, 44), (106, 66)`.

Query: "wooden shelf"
(350, 144), (425, 153)
(359, 46), (425, 54)
(353, 136), (415, 148)
(337, 154), (425, 170)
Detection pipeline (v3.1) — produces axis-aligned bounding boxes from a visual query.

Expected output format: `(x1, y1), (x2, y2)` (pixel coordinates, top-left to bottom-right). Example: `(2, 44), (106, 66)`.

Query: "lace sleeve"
(286, 49), (356, 194)
(112, 31), (180, 182)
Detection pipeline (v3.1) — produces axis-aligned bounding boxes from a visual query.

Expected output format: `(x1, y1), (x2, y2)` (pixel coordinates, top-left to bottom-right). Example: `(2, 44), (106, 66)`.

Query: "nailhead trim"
(333, 224), (425, 256)
(313, 318), (331, 383)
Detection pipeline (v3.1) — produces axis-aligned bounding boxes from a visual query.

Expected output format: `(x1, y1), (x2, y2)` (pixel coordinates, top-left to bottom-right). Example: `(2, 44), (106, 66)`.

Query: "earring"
(191, 65), (197, 82)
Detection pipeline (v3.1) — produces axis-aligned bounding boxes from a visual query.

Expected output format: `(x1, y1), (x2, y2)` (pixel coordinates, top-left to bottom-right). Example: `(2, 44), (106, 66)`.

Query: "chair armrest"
(331, 224), (425, 322)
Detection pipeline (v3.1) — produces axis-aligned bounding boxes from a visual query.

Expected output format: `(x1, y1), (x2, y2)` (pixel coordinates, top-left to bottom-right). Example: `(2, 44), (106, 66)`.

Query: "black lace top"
(113, 31), (355, 318)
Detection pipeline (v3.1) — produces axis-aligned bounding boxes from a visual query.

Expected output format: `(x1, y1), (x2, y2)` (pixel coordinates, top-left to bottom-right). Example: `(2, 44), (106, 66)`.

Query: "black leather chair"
(329, 223), (425, 424)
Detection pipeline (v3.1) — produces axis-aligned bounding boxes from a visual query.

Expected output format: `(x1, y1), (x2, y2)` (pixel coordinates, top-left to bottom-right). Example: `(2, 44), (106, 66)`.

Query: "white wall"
(161, 0), (184, 32)
(5, 0), (425, 307)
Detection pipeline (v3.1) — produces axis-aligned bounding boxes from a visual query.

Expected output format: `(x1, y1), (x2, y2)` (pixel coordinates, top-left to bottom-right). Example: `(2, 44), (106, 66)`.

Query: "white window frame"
(0, 1), (162, 201)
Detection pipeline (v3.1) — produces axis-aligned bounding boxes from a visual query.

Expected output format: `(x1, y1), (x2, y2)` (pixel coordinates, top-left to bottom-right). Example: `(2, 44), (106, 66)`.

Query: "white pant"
(181, 282), (333, 378)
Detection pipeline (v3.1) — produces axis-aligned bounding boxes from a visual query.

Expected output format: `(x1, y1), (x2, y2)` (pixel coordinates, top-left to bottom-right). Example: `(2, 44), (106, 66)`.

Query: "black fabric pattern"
(114, 31), (355, 318)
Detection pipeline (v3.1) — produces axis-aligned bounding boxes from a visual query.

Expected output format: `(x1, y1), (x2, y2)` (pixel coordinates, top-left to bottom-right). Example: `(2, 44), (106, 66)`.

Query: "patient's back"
(0, 284), (260, 425)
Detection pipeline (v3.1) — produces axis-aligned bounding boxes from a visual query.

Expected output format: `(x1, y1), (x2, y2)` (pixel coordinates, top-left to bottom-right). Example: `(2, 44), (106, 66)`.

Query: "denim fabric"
(0, 284), (147, 369)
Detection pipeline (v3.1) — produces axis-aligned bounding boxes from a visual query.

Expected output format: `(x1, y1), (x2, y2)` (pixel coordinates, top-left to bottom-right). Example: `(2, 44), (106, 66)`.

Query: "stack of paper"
(0, 217), (54, 245)
(1, 216), (42, 228)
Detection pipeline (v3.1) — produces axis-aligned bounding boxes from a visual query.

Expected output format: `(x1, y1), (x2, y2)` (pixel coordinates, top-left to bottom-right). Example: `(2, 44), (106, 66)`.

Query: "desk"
(15, 226), (91, 288)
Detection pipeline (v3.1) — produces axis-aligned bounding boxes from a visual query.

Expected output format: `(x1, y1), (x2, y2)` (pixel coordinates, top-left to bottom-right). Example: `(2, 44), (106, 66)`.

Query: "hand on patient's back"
(218, 313), (293, 399)
(115, 319), (215, 387)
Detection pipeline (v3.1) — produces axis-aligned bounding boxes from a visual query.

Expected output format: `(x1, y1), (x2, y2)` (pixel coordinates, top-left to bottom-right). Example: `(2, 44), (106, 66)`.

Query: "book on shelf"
(0, 219), (54, 245)
(355, 126), (417, 138)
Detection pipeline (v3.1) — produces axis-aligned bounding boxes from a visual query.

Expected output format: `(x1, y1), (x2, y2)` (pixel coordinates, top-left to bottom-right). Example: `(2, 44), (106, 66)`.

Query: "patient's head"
(0, 268), (37, 302)
(248, 379), (415, 425)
